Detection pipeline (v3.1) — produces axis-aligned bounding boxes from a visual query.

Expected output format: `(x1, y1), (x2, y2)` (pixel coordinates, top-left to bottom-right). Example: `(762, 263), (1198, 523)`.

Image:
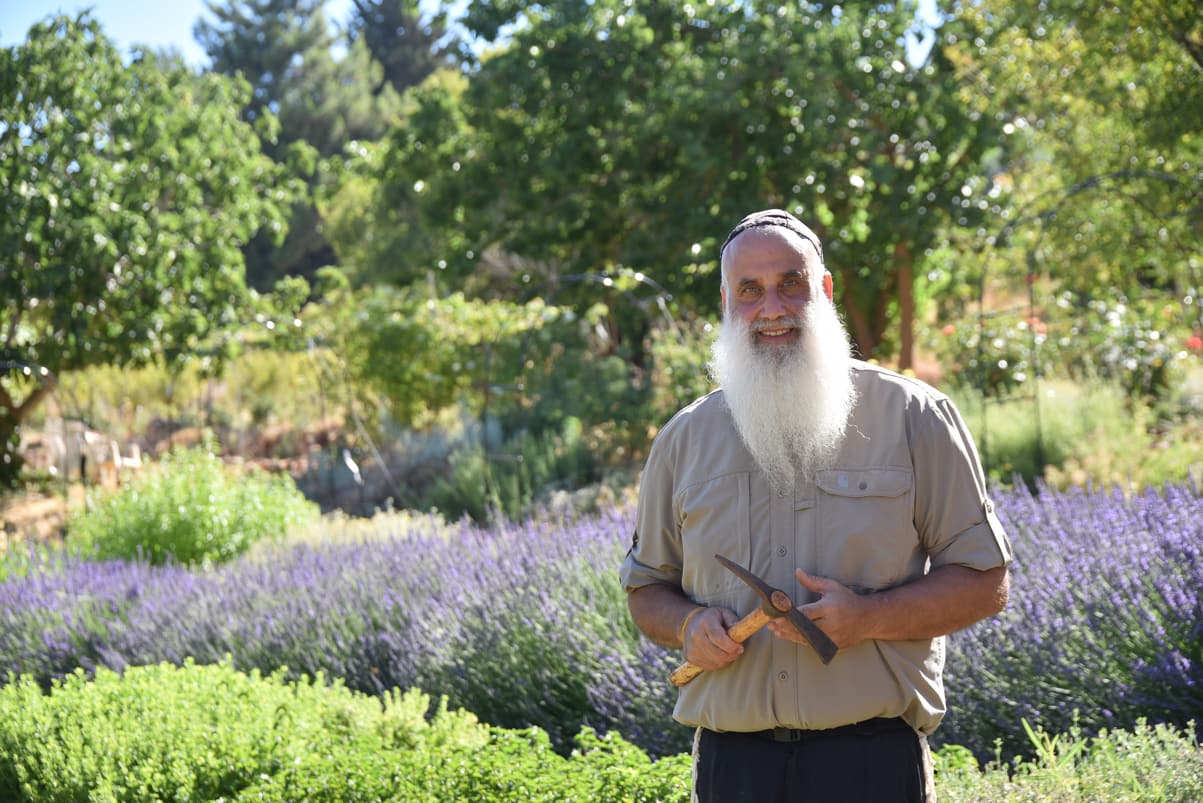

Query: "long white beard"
(708, 299), (858, 491)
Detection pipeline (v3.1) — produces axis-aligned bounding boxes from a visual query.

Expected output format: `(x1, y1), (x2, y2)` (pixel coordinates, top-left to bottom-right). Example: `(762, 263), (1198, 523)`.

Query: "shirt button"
(776, 545), (787, 557)
(777, 489), (786, 498)
(858, 480), (868, 490)
(778, 671), (789, 681)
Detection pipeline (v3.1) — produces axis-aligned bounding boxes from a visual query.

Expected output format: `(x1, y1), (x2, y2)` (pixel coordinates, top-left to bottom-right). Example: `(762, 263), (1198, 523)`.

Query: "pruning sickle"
(669, 554), (839, 687)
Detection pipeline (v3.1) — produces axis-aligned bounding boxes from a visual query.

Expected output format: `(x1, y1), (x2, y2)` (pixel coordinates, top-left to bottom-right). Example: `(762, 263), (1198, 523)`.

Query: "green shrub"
(425, 418), (599, 522)
(0, 660), (432, 802)
(928, 293), (1193, 402)
(0, 660), (692, 803)
(67, 446), (318, 566)
(946, 379), (1201, 489)
(240, 725), (692, 802)
(936, 719), (1203, 802)
(0, 658), (1197, 802)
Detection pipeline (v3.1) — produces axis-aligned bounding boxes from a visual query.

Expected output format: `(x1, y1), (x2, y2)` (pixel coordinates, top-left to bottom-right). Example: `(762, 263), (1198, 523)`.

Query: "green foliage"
(646, 313), (718, 429)
(362, 1), (1015, 363)
(931, 293), (1194, 401)
(33, 344), (334, 449)
(0, 13), (291, 373)
(0, 660), (1197, 802)
(952, 0), (1202, 309)
(67, 446), (318, 566)
(196, 0), (403, 289)
(0, 13), (295, 488)
(426, 418), (599, 524)
(936, 719), (1203, 803)
(340, 287), (568, 426)
(945, 379), (1201, 489)
(0, 660), (692, 802)
(347, 0), (462, 95)
(196, 0), (399, 159)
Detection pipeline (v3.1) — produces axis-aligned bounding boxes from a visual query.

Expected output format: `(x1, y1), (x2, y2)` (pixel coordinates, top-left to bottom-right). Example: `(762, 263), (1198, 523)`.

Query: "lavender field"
(1, 482), (1200, 761)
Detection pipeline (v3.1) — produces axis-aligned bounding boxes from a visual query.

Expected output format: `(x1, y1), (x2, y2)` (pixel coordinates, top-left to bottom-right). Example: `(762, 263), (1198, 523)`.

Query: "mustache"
(745, 316), (805, 333)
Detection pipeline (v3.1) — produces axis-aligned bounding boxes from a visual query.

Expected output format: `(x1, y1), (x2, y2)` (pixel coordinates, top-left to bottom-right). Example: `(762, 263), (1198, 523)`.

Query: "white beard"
(708, 299), (858, 491)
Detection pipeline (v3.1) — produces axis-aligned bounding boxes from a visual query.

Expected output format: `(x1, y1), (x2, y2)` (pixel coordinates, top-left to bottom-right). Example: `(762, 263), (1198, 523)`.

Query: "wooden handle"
(669, 607), (773, 687)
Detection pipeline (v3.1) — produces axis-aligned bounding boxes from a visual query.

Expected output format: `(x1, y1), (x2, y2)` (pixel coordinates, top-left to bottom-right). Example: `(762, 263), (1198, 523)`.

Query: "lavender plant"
(939, 480), (1203, 759)
(2, 483), (1199, 762)
(0, 504), (686, 756)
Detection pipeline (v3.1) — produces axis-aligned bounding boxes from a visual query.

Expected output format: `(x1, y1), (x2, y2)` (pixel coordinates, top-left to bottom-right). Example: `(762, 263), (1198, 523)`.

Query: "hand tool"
(669, 554), (839, 686)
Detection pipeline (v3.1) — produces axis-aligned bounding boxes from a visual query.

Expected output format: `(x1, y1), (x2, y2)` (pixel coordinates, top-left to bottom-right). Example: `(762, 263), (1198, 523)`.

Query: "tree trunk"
(0, 371), (58, 488)
(839, 277), (877, 360)
(896, 241), (914, 372)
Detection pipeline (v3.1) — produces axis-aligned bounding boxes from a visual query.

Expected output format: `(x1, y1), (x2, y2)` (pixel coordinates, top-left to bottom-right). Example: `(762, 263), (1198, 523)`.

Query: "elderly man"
(620, 210), (1012, 802)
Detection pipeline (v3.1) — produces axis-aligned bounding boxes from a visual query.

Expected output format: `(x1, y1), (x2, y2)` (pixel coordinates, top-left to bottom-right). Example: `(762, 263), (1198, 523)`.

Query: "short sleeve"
(619, 429), (685, 592)
(909, 394), (1013, 570)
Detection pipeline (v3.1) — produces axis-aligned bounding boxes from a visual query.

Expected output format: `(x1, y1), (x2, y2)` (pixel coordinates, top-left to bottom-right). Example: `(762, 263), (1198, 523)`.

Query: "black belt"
(729, 717), (912, 743)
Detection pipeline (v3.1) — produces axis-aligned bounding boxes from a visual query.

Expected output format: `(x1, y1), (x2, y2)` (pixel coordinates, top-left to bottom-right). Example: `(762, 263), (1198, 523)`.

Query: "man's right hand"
(682, 607), (746, 670)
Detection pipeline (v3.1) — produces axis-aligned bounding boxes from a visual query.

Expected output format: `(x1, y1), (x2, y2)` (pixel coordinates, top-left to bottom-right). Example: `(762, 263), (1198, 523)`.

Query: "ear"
(720, 285), (728, 312)
(822, 271), (834, 301)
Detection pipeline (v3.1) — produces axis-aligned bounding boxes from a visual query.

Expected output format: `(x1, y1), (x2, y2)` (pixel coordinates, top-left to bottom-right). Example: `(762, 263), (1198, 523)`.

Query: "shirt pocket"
(815, 467), (919, 590)
(677, 471), (754, 603)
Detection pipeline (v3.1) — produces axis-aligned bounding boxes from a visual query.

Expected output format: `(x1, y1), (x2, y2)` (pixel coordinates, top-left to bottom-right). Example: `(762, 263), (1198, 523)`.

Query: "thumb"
(795, 567), (834, 595)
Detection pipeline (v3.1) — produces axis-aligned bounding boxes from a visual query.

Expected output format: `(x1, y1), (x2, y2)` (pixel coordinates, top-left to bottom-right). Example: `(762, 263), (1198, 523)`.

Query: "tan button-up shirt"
(620, 361), (1012, 735)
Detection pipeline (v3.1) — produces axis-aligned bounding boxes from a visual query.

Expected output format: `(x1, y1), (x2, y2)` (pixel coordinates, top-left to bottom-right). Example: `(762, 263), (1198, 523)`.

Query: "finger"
(708, 619), (746, 656)
(795, 567), (838, 594)
(696, 609), (744, 657)
(767, 618), (803, 642)
(798, 600), (825, 621)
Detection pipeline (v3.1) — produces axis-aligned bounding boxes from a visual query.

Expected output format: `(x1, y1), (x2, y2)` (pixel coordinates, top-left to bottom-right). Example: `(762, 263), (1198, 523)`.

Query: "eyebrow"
(737, 270), (807, 286)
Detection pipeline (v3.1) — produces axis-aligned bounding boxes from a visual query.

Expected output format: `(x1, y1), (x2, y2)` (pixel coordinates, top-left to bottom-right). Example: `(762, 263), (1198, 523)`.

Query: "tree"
(947, 0), (1202, 305)
(197, 0), (403, 290)
(348, 0), (462, 94)
(360, 0), (1014, 365)
(0, 14), (293, 486)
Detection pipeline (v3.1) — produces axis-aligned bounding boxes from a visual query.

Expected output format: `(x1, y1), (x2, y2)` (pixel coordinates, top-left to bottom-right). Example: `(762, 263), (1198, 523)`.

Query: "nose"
(758, 287), (789, 319)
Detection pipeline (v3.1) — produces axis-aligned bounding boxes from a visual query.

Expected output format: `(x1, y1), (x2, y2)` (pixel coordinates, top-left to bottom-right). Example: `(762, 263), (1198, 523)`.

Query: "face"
(720, 228), (834, 349)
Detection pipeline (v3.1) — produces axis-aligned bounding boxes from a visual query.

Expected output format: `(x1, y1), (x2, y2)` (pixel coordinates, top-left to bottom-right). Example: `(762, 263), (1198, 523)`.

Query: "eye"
(737, 284), (763, 301)
(780, 276), (807, 297)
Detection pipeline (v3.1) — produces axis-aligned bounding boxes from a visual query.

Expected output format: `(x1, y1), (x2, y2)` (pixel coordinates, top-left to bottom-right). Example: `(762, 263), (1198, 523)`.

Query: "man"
(620, 209), (1012, 802)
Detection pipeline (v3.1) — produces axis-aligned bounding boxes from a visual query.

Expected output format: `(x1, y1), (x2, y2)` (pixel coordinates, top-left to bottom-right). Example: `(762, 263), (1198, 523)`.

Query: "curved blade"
(714, 554), (839, 665)
(785, 608), (838, 665)
(714, 554), (778, 604)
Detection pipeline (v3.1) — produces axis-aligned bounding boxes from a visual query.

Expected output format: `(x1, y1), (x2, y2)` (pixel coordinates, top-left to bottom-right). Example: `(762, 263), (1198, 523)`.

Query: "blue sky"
(2, 0), (941, 68)
(0, 0), (353, 66)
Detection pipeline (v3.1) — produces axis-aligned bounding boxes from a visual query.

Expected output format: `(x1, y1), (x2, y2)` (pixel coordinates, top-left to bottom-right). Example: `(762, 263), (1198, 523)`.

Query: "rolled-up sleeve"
(619, 429), (685, 592)
(910, 394), (1013, 570)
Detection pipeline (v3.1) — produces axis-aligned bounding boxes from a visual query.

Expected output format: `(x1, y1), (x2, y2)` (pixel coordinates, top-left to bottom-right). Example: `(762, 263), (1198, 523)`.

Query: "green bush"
(936, 719), (1203, 802)
(425, 418), (599, 522)
(928, 293), (1193, 402)
(0, 660), (1197, 802)
(67, 446), (318, 566)
(0, 660), (692, 803)
(946, 378), (1202, 489)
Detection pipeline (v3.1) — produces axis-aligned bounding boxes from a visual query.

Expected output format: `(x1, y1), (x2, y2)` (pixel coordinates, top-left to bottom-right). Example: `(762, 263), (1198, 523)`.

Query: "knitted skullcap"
(719, 209), (824, 263)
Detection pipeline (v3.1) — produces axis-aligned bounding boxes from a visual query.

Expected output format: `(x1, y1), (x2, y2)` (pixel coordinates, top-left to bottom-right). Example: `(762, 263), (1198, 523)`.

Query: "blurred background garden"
(1, 0), (1201, 799)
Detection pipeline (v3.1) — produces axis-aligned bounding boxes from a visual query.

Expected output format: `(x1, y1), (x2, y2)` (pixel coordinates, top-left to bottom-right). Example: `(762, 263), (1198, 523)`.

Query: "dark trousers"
(692, 718), (932, 803)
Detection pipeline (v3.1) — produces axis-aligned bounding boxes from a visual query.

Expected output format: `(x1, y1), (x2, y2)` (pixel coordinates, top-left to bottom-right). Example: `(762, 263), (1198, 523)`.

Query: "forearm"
(862, 564), (1009, 641)
(627, 582), (704, 649)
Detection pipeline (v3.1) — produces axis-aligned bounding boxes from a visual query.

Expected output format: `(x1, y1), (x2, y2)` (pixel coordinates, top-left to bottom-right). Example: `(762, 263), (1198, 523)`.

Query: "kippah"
(719, 209), (824, 263)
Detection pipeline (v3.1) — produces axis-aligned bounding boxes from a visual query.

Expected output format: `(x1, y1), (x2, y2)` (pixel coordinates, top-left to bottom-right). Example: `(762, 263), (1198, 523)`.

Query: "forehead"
(722, 227), (822, 284)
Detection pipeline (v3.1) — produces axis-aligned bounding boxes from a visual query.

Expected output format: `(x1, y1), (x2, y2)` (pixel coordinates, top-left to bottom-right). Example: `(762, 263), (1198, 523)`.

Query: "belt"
(735, 717), (912, 743)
